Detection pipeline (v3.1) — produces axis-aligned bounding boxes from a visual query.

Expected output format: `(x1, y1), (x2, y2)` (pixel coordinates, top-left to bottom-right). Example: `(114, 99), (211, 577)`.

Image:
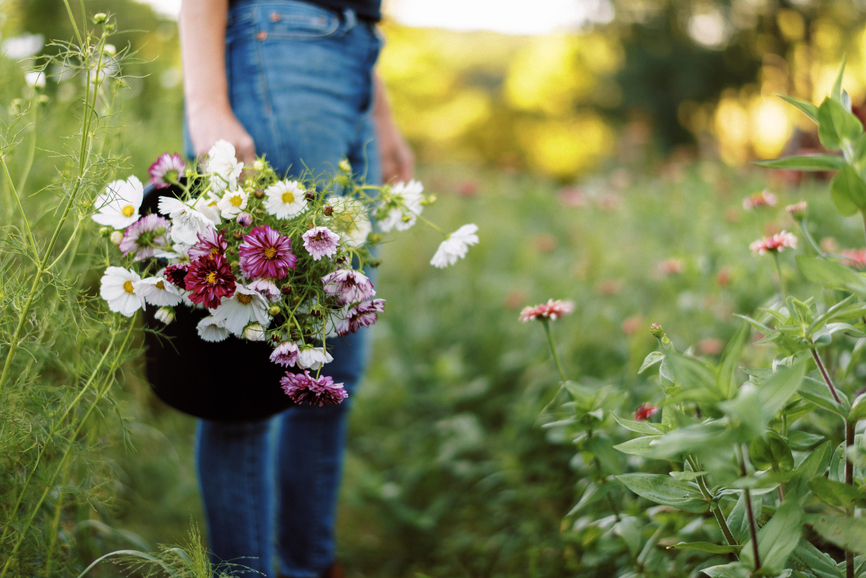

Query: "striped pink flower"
(239, 225), (296, 279)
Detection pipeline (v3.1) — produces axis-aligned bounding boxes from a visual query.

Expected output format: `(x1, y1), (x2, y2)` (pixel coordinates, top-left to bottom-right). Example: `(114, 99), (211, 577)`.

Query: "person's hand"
(375, 117), (414, 183)
(187, 102), (257, 166)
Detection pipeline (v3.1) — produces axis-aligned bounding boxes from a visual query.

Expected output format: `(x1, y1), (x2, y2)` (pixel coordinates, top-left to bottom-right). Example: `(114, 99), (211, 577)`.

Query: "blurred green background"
(3, 0), (866, 576)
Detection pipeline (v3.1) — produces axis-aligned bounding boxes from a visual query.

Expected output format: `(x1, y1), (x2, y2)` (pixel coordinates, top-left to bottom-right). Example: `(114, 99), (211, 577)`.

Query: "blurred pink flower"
(557, 186), (587, 207)
(841, 248), (866, 269)
(621, 316), (643, 336)
(750, 231), (797, 255)
(634, 403), (659, 421)
(519, 299), (574, 322)
(656, 258), (684, 276)
(698, 338), (724, 356)
(742, 189), (777, 210)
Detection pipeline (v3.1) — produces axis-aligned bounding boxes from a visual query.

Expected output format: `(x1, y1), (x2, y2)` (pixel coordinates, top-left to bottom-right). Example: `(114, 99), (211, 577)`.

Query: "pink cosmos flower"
(321, 269), (375, 304)
(118, 214), (171, 261)
(189, 227), (228, 261)
(184, 254), (237, 309)
(249, 278), (281, 302)
(164, 263), (190, 290)
(750, 231), (797, 255)
(149, 153), (186, 188)
(634, 403), (659, 421)
(280, 370), (348, 406)
(237, 211), (253, 227)
(302, 226), (340, 261)
(270, 341), (299, 367)
(239, 225), (296, 279)
(518, 299), (575, 322)
(337, 298), (385, 336)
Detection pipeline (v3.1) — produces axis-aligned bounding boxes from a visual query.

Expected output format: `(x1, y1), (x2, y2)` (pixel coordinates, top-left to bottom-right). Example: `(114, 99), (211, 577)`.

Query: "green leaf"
(788, 441), (833, 501)
(614, 515), (643, 556)
(734, 314), (773, 335)
(666, 350), (717, 391)
(818, 96), (863, 151)
(741, 497), (803, 573)
(701, 562), (752, 578)
(754, 154), (844, 172)
(789, 538), (844, 578)
(796, 255), (866, 296)
(567, 481), (612, 516)
(668, 541), (741, 554)
(829, 435), (866, 483)
(727, 491), (765, 543)
(612, 412), (667, 435)
(831, 165), (866, 216)
(787, 431), (826, 451)
(716, 323), (749, 399)
(806, 513), (866, 555)
(831, 56), (847, 103)
(778, 93), (818, 123)
(639, 351), (664, 374)
(849, 393), (866, 422)
(808, 476), (866, 508)
(751, 432), (794, 471)
(798, 377), (849, 417)
(616, 473), (708, 513)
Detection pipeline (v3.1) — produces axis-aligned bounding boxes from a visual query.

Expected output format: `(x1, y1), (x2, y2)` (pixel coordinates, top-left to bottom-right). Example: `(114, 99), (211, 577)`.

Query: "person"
(178, 1), (413, 576)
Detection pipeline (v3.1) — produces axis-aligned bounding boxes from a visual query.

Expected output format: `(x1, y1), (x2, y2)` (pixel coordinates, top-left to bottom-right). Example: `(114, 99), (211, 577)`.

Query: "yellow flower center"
(206, 272), (218, 284)
(155, 280), (165, 290)
(281, 191), (295, 204)
(121, 205), (135, 217)
(237, 293), (253, 305)
(210, 247), (220, 257)
(230, 194), (243, 207)
(123, 280), (135, 294)
(263, 247), (277, 259)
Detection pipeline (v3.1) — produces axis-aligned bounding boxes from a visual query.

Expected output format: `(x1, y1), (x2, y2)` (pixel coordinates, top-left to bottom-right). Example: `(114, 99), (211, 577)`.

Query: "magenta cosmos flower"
(749, 231), (797, 255)
(118, 214), (171, 261)
(163, 263), (190, 290)
(149, 153), (186, 188)
(280, 370), (348, 406)
(337, 298), (385, 337)
(184, 254), (237, 309)
(189, 227), (228, 261)
(270, 341), (299, 367)
(239, 225), (296, 279)
(322, 269), (375, 304)
(302, 226), (340, 261)
(518, 299), (575, 322)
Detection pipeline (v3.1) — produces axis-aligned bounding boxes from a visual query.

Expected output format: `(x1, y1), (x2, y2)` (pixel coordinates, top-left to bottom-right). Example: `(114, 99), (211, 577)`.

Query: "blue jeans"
(190, 2), (381, 576)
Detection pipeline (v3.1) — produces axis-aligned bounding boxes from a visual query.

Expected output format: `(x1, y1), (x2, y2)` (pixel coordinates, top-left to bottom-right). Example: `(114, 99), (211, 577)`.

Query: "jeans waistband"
(228, 0), (375, 28)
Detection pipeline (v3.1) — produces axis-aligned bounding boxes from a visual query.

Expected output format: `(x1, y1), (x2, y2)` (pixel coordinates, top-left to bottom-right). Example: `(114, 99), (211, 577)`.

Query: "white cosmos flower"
(154, 307), (175, 324)
(158, 197), (214, 246)
(2, 34), (44, 60)
(264, 180), (307, 219)
(206, 140), (243, 192)
(379, 179), (424, 233)
(243, 323), (267, 341)
(296, 346), (333, 370)
(99, 266), (146, 317)
(430, 224), (479, 268)
(135, 276), (183, 307)
(328, 196), (371, 247)
(216, 186), (249, 219)
(92, 176), (143, 230)
(25, 71), (45, 88)
(210, 284), (270, 336)
(194, 193), (222, 225)
(197, 316), (229, 342)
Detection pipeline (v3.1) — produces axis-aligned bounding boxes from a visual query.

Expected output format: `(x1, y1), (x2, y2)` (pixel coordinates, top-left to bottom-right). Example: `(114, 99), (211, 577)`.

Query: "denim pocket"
(230, 1), (341, 42)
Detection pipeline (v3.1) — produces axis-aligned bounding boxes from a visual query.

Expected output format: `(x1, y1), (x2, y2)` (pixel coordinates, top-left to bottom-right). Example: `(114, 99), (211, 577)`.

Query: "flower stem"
(687, 455), (738, 546)
(773, 252), (787, 304)
(542, 319), (569, 382)
(736, 445), (761, 572)
(797, 220), (823, 256)
(810, 348), (842, 404)
(415, 213), (445, 235)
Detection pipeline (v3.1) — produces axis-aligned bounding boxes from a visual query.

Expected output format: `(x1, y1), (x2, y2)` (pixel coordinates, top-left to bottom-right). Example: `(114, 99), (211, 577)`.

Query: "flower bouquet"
(93, 141), (478, 420)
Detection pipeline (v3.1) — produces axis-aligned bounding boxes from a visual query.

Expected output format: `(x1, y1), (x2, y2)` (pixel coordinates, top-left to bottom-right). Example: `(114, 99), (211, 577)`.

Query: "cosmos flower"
(336, 299), (385, 336)
(322, 269), (375, 304)
(135, 276), (184, 307)
(99, 267), (146, 317)
(239, 225), (296, 279)
(742, 189), (777, 210)
(197, 316), (229, 342)
(149, 153), (186, 188)
(216, 186), (249, 219)
(159, 197), (216, 246)
(296, 347), (333, 370)
(119, 214), (172, 261)
(270, 341), (300, 367)
(378, 179), (424, 232)
(92, 176), (144, 230)
(302, 227), (340, 261)
(188, 227), (228, 261)
(249, 278), (281, 302)
(264, 180), (307, 219)
(243, 323), (267, 341)
(430, 224), (479, 268)
(154, 307), (175, 325)
(163, 263), (190, 290)
(280, 370), (348, 406)
(184, 254), (237, 309)
(206, 139), (243, 192)
(518, 299), (575, 322)
(210, 284), (270, 335)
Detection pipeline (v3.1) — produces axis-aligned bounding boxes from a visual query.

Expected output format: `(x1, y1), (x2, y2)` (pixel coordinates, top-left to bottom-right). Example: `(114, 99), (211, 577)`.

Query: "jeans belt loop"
(341, 8), (357, 35)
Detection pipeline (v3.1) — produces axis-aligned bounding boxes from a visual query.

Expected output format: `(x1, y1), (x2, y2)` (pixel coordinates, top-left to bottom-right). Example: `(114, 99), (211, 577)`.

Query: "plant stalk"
(688, 455), (738, 546)
(542, 319), (569, 383)
(810, 348), (842, 404)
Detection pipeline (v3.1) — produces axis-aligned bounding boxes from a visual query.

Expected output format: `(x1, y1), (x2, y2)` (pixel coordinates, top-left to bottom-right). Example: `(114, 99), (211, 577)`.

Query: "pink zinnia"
(519, 299), (575, 322)
(184, 254), (237, 309)
(270, 341), (299, 367)
(189, 227), (228, 261)
(149, 153), (186, 188)
(163, 263), (190, 290)
(280, 370), (348, 406)
(842, 248), (866, 268)
(743, 189), (777, 210)
(634, 403), (659, 421)
(302, 226), (340, 261)
(118, 214), (171, 261)
(239, 225), (296, 279)
(322, 269), (375, 304)
(337, 298), (385, 336)
(750, 231), (797, 255)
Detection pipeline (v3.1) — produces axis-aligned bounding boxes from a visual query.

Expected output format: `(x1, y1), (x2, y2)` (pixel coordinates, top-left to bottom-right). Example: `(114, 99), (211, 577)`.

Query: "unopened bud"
(155, 307), (175, 325)
(92, 12), (108, 24)
(268, 305), (281, 316)
(339, 158), (351, 172)
(253, 159), (265, 171)
(367, 233), (382, 244)
(304, 190), (316, 201)
(421, 194), (437, 206)
(109, 231), (124, 245)
(99, 227), (112, 238)
(368, 258), (382, 268)
(104, 22), (115, 32)
(280, 284), (293, 295)
(243, 323), (267, 341)
(237, 211), (253, 227)
(650, 323), (665, 338)
(103, 44), (117, 57)
(232, 230), (243, 240)
(323, 205), (333, 216)
(786, 201), (807, 221)
(253, 188), (265, 199)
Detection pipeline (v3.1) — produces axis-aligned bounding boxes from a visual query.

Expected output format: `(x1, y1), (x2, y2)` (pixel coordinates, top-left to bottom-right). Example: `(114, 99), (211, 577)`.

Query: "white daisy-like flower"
(264, 180), (307, 219)
(194, 193), (222, 225)
(99, 266), (146, 317)
(209, 284), (270, 336)
(135, 276), (183, 307)
(430, 224), (479, 268)
(379, 179), (424, 233)
(328, 196), (371, 247)
(206, 140), (243, 192)
(216, 186), (249, 219)
(243, 323), (267, 341)
(296, 346), (333, 370)
(25, 71), (45, 88)
(154, 307), (175, 325)
(197, 316), (229, 342)
(158, 197), (215, 246)
(92, 176), (144, 230)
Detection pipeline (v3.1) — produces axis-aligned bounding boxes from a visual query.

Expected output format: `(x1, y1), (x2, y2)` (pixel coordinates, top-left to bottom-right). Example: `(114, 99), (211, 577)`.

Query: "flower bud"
(243, 323), (267, 341)
(237, 211), (253, 227)
(786, 201), (807, 221)
(25, 72), (45, 89)
(99, 227), (112, 238)
(367, 233), (382, 244)
(420, 194), (437, 206)
(304, 190), (316, 201)
(338, 158), (351, 173)
(268, 305), (281, 316)
(253, 188), (265, 199)
(368, 258), (382, 268)
(323, 205), (333, 216)
(232, 230), (243, 240)
(92, 12), (108, 23)
(104, 22), (115, 32)
(103, 44), (117, 57)
(649, 323), (665, 338)
(253, 159), (265, 171)
(155, 307), (175, 325)
(109, 231), (124, 245)
(280, 284), (293, 295)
